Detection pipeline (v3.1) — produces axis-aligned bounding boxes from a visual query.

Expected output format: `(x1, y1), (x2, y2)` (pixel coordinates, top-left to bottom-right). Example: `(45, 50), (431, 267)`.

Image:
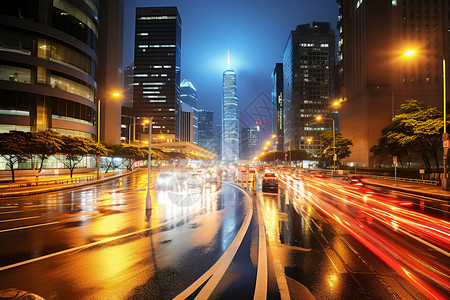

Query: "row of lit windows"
(299, 43), (329, 48)
(134, 74), (169, 77)
(138, 45), (176, 48)
(138, 16), (177, 20)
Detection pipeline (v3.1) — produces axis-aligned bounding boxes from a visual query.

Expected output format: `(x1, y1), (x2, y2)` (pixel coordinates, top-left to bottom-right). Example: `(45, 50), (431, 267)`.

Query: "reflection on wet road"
(0, 169), (252, 299)
(259, 170), (449, 300)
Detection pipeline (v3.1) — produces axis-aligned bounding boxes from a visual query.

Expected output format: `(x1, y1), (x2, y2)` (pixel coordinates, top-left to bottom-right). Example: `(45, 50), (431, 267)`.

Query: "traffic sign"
(444, 140), (450, 148)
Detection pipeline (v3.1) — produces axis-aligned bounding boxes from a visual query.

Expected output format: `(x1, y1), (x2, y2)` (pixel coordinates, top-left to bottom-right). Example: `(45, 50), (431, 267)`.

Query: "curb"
(0, 170), (138, 199)
(365, 181), (450, 201)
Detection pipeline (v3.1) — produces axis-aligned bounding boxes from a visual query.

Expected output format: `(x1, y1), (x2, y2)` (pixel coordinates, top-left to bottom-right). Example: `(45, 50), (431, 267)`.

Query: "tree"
(319, 130), (353, 168)
(58, 136), (108, 178)
(259, 151), (284, 163)
(0, 131), (32, 182)
(30, 130), (63, 173)
(378, 99), (446, 172)
(103, 144), (147, 172)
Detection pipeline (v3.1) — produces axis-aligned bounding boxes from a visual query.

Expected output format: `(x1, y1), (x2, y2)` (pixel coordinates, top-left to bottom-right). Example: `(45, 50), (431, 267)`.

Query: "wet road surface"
(0, 169), (259, 299)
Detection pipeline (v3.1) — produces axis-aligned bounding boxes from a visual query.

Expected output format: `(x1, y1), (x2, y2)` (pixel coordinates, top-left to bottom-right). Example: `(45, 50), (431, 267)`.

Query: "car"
(156, 172), (174, 190)
(187, 173), (204, 188)
(341, 175), (365, 186)
(262, 172), (278, 193)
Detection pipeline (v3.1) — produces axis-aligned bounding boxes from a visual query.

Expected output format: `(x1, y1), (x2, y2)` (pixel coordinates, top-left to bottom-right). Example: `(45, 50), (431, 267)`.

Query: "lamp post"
(316, 116), (336, 175)
(146, 117), (153, 210)
(404, 50), (448, 190)
(96, 92), (120, 179)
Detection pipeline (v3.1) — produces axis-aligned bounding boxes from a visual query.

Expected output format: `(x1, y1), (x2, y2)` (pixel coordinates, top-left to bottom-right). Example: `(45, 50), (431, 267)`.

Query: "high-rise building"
(337, 0), (449, 166)
(121, 64), (134, 143)
(198, 109), (214, 152)
(179, 110), (193, 142)
(222, 53), (239, 163)
(214, 123), (222, 160)
(240, 127), (260, 161)
(283, 22), (335, 154)
(272, 63), (284, 151)
(98, 0), (123, 144)
(0, 1), (98, 138)
(133, 7), (181, 142)
(180, 79), (198, 144)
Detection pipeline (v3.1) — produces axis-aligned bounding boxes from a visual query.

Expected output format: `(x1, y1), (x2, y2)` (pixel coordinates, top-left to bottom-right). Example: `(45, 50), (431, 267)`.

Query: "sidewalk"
(363, 177), (450, 201)
(0, 169), (137, 198)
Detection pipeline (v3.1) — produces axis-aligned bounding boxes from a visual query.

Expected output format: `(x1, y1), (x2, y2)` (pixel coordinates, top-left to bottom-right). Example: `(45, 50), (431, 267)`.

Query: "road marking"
(254, 198), (268, 300)
(0, 208), (204, 272)
(0, 216), (40, 223)
(0, 221), (59, 233)
(174, 183), (253, 300)
(257, 193), (291, 300)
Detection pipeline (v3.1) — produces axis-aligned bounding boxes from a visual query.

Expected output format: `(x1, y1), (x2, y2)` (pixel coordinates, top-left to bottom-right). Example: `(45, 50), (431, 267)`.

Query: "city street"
(0, 169), (449, 299)
(0, 170), (256, 299)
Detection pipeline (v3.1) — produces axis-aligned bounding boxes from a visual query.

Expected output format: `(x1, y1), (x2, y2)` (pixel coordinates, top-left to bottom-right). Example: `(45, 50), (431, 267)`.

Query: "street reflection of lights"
(328, 274), (338, 288)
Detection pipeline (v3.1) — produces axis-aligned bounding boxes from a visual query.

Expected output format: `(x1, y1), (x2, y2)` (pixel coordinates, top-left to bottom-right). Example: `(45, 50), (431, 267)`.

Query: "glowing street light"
(404, 50), (416, 56)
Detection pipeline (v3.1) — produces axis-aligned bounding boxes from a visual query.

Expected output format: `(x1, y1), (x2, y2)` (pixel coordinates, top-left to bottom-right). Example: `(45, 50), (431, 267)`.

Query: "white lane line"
(174, 183), (253, 300)
(193, 183), (253, 300)
(254, 198), (268, 300)
(0, 208), (204, 272)
(0, 221), (59, 233)
(0, 216), (40, 223)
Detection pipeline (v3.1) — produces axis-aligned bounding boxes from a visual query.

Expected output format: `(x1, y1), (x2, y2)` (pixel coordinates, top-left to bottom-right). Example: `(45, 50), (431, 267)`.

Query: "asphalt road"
(258, 171), (449, 299)
(0, 169), (255, 299)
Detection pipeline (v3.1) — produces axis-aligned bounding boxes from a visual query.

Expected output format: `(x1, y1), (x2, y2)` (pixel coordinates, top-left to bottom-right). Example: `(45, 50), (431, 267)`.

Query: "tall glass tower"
(222, 53), (239, 163)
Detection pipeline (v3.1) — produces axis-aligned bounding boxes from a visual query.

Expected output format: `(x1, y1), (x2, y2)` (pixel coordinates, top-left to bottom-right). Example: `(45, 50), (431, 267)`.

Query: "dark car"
(262, 173), (278, 193)
(341, 175), (365, 186)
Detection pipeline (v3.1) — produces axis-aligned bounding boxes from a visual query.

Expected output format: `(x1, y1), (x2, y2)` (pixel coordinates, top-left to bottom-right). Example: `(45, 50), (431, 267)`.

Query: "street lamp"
(403, 50), (448, 190)
(316, 115), (336, 175)
(146, 117), (153, 210)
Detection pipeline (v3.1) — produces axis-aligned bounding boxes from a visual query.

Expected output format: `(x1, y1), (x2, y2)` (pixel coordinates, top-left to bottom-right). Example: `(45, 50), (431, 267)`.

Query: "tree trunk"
(38, 155), (45, 173)
(69, 168), (74, 178)
(9, 164), (15, 183)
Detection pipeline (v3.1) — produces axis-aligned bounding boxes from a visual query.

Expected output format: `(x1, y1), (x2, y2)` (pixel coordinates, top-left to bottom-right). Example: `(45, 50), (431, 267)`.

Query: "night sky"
(124, 0), (339, 139)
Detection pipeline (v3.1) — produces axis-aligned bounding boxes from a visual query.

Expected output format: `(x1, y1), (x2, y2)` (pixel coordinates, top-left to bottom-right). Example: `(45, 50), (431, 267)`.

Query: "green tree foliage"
(259, 151), (284, 163)
(30, 130), (63, 173)
(373, 99), (445, 171)
(0, 131), (32, 182)
(318, 130), (353, 168)
(58, 136), (107, 178)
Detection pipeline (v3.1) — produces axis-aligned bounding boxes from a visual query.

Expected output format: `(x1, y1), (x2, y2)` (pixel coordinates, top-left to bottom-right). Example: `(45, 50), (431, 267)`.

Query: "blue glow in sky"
(124, 0), (339, 131)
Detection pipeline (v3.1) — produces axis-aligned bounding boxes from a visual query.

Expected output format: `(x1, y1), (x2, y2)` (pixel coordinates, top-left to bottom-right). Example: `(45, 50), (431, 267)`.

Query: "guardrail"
(0, 171), (125, 189)
(362, 174), (439, 186)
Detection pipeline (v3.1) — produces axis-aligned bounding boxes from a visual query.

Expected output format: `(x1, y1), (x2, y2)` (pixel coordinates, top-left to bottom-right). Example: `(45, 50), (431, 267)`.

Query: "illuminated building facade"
(272, 63), (284, 151)
(0, 1), (99, 138)
(180, 79), (198, 144)
(198, 109), (214, 152)
(337, 0), (449, 166)
(133, 7), (181, 142)
(222, 54), (239, 163)
(282, 22), (336, 154)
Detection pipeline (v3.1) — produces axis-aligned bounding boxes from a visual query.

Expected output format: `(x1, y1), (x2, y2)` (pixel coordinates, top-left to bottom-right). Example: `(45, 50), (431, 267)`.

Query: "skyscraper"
(240, 127), (260, 161)
(180, 79), (198, 144)
(133, 7), (181, 142)
(337, 0), (449, 166)
(0, 1), (98, 138)
(272, 63), (284, 151)
(283, 22), (335, 154)
(198, 109), (214, 152)
(222, 53), (239, 163)
(214, 123), (222, 159)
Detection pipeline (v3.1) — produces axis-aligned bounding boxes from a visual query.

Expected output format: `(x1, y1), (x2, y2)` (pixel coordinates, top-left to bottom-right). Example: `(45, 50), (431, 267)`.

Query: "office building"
(133, 7), (181, 142)
(121, 64), (134, 143)
(337, 0), (449, 166)
(98, 0), (124, 144)
(179, 110), (193, 142)
(180, 79), (198, 144)
(222, 54), (239, 163)
(0, 1), (99, 139)
(240, 127), (260, 161)
(272, 63), (284, 151)
(198, 109), (214, 152)
(214, 123), (222, 159)
(283, 22), (335, 154)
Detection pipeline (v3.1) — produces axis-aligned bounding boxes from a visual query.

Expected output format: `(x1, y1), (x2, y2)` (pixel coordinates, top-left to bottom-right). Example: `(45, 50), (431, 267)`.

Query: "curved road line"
(254, 197), (268, 300)
(174, 183), (253, 300)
